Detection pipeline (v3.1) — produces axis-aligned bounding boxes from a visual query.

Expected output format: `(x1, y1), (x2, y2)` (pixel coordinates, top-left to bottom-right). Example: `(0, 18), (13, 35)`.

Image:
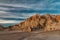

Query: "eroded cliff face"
(10, 14), (60, 32)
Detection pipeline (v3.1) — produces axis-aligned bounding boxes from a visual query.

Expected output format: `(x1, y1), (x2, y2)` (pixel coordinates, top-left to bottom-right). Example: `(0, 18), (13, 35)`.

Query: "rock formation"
(5, 14), (60, 32)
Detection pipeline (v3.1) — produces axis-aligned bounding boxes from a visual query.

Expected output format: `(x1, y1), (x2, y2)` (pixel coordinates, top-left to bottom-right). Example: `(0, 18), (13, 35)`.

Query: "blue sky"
(0, 0), (60, 26)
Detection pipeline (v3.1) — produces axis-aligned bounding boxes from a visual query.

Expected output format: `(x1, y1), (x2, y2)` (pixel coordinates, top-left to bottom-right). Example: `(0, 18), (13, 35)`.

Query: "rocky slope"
(6, 14), (60, 32)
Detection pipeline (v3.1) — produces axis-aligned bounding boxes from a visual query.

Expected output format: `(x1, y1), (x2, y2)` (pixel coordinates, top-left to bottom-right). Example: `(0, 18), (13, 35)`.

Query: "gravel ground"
(0, 31), (60, 40)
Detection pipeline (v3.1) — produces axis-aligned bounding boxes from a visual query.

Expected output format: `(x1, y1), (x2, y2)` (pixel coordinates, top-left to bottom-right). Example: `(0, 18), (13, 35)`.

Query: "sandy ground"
(0, 31), (60, 40)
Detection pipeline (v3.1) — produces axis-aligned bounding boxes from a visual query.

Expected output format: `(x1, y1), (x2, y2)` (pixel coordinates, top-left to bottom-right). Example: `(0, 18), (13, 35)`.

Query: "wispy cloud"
(0, 19), (23, 24)
(0, 3), (31, 8)
(0, 0), (60, 24)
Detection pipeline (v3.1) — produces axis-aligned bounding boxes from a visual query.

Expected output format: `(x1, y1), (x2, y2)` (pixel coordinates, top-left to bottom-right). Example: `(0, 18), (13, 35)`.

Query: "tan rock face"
(11, 25), (20, 30)
(10, 14), (60, 32)
(44, 14), (60, 31)
(55, 15), (60, 22)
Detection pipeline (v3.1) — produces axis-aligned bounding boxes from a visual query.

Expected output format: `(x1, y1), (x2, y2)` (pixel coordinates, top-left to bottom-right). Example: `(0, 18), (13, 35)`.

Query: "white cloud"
(0, 7), (9, 10)
(0, 0), (60, 18)
(0, 19), (23, 24)
(0, 3), (31, 8)
(0, 11), (9, 14)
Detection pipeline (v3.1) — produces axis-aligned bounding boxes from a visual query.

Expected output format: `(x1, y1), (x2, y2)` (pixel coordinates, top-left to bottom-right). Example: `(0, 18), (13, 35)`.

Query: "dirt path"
(0, 31), (60, 40)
